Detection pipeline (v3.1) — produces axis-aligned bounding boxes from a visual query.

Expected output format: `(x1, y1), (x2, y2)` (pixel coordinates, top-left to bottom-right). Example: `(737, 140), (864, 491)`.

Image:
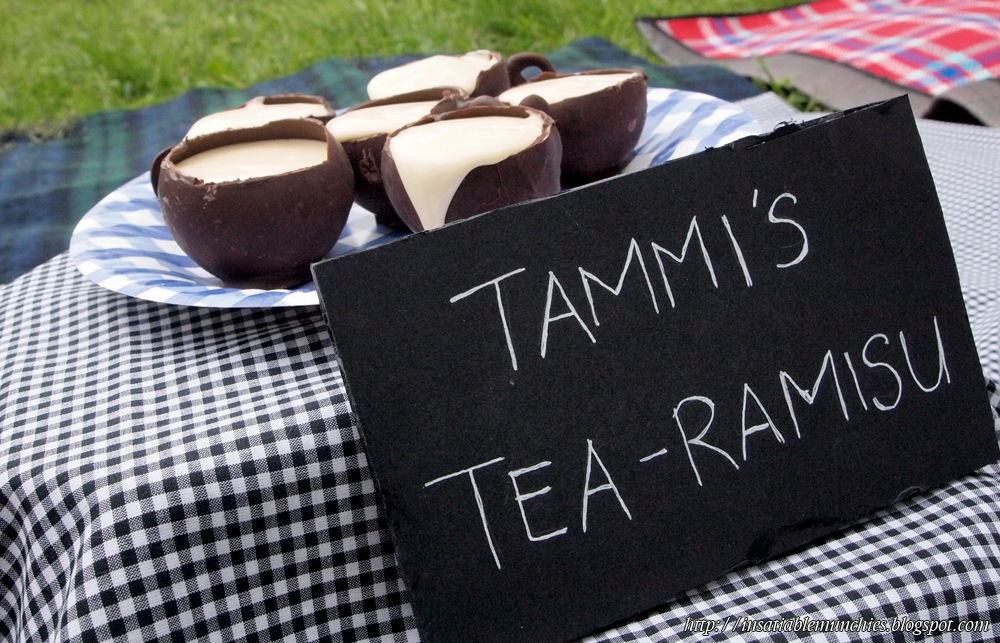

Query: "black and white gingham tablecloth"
(3, 96), (1000, 642)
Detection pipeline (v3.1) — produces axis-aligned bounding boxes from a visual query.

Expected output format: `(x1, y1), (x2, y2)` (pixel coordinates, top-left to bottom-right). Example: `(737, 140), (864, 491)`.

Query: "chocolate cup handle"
(150, 146), (173, 196)
(507, 53), (556, 87)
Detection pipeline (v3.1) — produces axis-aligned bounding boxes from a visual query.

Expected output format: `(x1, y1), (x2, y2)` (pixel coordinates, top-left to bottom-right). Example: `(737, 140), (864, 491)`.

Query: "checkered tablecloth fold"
(0, 255), (417, 642)
(3, 247), (1000, 642)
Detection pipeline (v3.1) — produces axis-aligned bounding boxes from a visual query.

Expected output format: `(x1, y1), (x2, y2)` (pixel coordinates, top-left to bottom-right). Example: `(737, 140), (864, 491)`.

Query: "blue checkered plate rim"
(69, 88), (761, 308)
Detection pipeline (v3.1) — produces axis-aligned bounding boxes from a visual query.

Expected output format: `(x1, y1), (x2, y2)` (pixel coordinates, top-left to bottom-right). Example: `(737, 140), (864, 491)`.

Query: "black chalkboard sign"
(313, 97), (999, 643)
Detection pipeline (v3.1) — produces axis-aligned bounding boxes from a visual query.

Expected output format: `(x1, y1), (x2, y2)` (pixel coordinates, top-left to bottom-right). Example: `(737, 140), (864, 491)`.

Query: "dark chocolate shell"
(152, 118), (354, 290)
(330, 88), (466, 230)
(500, 69), (647, 186)
(472, 52), (512, 98)
(380, 105), (561, 233)
(184, 94), (335, 139)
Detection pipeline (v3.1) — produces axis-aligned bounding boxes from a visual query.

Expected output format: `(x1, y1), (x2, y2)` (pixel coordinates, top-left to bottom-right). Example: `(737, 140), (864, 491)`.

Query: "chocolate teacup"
(151, 118), (354, 290)
(380, 103), (562, 232)
(326, 88), (465, 229)
(498, 69), (648, 186)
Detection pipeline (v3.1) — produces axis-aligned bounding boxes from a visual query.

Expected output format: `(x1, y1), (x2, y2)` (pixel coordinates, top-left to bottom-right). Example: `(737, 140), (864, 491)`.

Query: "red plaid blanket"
(654, 0), (1000, 96)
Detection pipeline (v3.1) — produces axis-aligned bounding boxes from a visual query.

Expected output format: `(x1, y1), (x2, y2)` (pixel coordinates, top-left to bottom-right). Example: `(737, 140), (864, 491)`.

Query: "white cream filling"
(326, 101), (440, 142)
(185, 97), (330, 139)
(173, 139), (328, 183)
(498, 72), (640, 106)
(388, 112), (545, 230)
(367, 51), (498, 100)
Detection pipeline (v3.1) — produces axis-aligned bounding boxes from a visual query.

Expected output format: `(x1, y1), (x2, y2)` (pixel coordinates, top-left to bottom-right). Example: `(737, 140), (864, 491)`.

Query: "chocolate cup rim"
(157, 118), (339, 192)
(388, 103), (555, 136)
(506, 68), (649, 103)
(331, 88), (469, 145)
(341, 87), (468, 114)
(182, 94), (336, 134)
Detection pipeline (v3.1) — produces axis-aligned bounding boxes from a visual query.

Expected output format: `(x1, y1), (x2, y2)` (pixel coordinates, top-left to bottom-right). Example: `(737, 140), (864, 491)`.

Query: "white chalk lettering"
(862, 334), (902, 411)
(425, 457), (506, 569)
(450, 268), (526, 371)
(582, 439), (632, 532)
(741, 383), (785, 461)
(900, 316), (951, 392)
(639, 448), (668, 463)
(508, 461), (568, 542)
(674, 396), (739, 486)
(579, 238), (660, 327)
(540, 271), (596, 358)
(843, 352), (870, 411)
(779, 350), (850, 439)
(721, 215), (753, 287)
(650, 217), (719, 308)
(767, 193), (808, 268)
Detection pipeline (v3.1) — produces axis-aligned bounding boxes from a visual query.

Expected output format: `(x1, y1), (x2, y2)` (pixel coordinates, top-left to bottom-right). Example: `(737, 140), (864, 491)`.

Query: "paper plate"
(69, 88), (762, 307)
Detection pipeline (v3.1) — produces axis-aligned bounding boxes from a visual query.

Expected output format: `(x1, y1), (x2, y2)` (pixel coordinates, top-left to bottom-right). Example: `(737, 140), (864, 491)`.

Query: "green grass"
(1, 0), (797, 139)
(750, 59), (832, 112)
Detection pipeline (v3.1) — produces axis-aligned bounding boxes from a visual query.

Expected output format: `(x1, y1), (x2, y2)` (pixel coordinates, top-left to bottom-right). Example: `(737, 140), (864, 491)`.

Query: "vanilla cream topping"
(326, 101), (440, 142)
(173, 139), (328, 183)
(498, 72), (640, 106)
(388, 112), (545, 230)
(185, 97), (330, 139)
(367, 51), (498, 100)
